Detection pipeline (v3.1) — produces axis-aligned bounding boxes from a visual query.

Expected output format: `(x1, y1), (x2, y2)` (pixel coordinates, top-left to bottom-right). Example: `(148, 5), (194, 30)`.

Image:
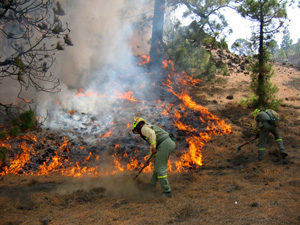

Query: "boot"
(258, 150), (265, 161)
(162, 191), (173, 198)
(280, 150), (288, 159)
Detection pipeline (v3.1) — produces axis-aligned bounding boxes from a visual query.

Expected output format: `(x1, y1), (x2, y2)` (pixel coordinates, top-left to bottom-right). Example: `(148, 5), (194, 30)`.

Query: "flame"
(116, 91), (138, 102)
(138, 54), (150, 65)
(0, 57), (231, 177)
(1, 142), (33, 175)
(76, 88), (106, 98)
(36, 155), (64, 175)
(76, 88), (140, 103)
(99, 131), (112, 138)
(160, 59), (231, 171)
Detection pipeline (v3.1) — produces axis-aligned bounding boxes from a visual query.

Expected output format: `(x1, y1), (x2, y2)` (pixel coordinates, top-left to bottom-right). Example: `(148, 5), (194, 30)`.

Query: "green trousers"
(150, 138), (176, 192)
(258, 121), (284, 156)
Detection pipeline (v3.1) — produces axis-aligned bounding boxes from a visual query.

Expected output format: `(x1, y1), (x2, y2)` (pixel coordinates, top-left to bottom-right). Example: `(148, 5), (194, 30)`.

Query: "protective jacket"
(141, 124), (170, 150)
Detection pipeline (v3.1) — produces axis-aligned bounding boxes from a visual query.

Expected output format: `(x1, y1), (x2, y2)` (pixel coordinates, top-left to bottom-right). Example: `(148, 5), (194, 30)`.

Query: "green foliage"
(2, 109), (37, 138)
(11, 118), (19, 127)
(240, 58), (282, 110)
(281, 27), (293, 58)
(0, 147), (8, 166)
(239, 94), (257, 108)
(176, 0), (232, 44)
(268, 39), (279, 59)
(167, 38), (217, 79)
(272, 30), (300, 64)
(237, 0), (287, 108)
(9, 127), (20, 137)
(219, 38), (229, 50)
(218, 63), (229, 76)
(0, 132), (8, 140)
(231, 38), (253, 56)
(19, 109), (37, 132)
(164, 0), (234, 80)
(203, 36), (228, 50)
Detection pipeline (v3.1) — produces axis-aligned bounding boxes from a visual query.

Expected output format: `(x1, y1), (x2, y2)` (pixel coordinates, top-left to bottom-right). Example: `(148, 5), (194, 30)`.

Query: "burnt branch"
(0, 0), (72, 103)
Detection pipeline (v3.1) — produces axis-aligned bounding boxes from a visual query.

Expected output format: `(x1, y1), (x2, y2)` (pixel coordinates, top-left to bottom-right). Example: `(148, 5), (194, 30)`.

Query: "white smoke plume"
(0, 0), (168, 136)
(33, 0), (156, 128)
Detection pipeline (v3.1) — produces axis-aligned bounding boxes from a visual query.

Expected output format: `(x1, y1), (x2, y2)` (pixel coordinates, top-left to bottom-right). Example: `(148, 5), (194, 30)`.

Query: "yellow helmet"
(253, 109), (260, 118)
(132, 116), (146, 133)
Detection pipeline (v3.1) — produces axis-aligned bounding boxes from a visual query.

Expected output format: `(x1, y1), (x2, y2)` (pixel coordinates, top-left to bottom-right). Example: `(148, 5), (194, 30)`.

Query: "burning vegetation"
(0, 57), (231, 177)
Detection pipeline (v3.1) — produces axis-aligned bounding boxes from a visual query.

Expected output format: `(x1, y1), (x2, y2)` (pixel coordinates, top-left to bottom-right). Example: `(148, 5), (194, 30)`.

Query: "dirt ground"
(1, 62), (300, 225)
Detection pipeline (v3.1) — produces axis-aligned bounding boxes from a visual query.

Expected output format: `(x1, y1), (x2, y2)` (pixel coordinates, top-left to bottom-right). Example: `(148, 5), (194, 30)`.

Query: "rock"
(233, 57), (241, 64)
(251, 202), (259, 207)
(240, 64), (246, 70)
(226, 95), (234, 100)
(42, 218), (51, 225)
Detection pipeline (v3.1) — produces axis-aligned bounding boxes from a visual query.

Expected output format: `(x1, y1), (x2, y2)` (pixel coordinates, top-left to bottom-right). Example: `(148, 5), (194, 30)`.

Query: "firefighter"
(132, 117), (176, 197)
(252, 109), (288, 161)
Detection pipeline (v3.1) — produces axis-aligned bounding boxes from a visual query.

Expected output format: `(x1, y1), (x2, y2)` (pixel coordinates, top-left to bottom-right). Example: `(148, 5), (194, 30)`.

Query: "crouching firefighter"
(252, 109), (288, 161)
(132, 117), (176, 197)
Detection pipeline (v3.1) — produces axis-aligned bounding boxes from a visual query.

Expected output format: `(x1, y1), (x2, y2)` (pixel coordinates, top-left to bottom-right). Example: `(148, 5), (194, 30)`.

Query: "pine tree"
(281, 26), (293, 59)
(237, 0), (288, 109)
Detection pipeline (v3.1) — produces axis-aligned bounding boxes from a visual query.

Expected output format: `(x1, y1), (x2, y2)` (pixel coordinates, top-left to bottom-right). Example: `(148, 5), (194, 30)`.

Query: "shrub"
(19, 109), (37, 132)
(0, 132), (8, 140)
(239, 55), (282, 110)
(0, 147), (8, 166)
(9, 127), (20, 137)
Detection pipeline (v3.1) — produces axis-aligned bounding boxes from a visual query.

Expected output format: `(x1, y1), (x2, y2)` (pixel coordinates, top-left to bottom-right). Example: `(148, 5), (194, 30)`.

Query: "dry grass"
(1, 155), (299, 225)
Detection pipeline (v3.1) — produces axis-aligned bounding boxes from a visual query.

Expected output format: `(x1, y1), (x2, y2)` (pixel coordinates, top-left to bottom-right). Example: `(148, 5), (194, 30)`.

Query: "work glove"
(151, 148), (157, 155)
(145, 154), (155, 166)
(145, 149), (156, 165)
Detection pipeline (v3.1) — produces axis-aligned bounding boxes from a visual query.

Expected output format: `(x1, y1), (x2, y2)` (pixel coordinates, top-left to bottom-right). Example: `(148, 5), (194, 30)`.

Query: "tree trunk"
(257, 4), (266, 107)
(150, 0), (165, 69)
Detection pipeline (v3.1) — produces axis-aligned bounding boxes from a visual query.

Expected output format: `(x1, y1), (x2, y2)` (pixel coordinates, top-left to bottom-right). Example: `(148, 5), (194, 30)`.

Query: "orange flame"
(0, 58), (231, 178)
(76, 89), (106, 98)
(138, 54), (150, 65)
(99, 131), (112, 138)
(116, 91), (138, 102)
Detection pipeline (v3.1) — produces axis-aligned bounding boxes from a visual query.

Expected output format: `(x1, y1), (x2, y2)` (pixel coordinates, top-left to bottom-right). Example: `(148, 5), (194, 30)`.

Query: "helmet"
(132, 117), (146, 133)
(253, 109), (260, 118)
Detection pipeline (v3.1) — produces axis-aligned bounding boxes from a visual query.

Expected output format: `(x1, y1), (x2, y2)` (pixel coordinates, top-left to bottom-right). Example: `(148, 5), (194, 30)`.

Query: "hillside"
(1, 60), (300, 225)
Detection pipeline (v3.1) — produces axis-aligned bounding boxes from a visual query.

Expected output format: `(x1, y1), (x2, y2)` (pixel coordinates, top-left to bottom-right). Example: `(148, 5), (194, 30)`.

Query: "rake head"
(236, 145), (242, 152)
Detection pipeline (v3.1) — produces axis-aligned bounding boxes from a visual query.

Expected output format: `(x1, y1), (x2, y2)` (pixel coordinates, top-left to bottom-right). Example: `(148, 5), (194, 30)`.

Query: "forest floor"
(1, 62), (300, 225)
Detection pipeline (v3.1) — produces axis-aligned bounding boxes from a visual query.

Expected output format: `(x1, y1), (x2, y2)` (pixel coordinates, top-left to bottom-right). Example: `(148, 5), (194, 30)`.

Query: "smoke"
(54, 0), (133, 88)
(55, 174), (155, 201)
(0, 0), (159, 127)
(1, 0), (173, 142)
(33, 0), (159, 133)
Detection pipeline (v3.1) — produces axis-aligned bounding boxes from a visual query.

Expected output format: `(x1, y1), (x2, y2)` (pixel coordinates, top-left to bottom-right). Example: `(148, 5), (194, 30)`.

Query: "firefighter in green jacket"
(132, 117), (176, 197)
(252, 109), (288, 161)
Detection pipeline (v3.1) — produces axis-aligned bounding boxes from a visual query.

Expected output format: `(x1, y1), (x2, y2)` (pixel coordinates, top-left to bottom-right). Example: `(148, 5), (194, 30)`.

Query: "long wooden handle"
(133, 153), (154, 180)
(240, 137), (258, 147)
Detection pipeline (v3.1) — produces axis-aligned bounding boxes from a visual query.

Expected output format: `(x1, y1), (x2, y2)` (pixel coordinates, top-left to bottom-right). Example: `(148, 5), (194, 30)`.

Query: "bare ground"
(1, 62), (300, 225)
